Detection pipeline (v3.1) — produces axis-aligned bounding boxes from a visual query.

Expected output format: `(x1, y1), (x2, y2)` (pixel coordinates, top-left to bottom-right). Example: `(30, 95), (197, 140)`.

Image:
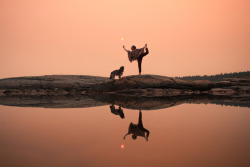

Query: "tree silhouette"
(175, 71), (250, 81)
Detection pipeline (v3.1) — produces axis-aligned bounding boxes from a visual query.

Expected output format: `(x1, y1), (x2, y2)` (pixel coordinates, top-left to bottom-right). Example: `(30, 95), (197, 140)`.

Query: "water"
(0, 104), (249, 167)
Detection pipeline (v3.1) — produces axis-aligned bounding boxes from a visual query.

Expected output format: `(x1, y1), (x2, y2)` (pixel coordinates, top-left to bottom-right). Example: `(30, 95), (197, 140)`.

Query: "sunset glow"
(0, 0), (249, 78)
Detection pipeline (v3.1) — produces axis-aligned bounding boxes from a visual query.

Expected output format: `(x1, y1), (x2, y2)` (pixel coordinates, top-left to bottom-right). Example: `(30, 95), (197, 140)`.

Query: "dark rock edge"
(0, 75), (249, 109)
(0, 75), (249, 97)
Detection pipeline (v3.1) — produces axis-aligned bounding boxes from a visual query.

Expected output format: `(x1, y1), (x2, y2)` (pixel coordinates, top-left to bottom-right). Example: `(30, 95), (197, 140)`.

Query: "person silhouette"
(123, 44), (149, 75)
(123, 110), (150, 141)
(109, 104), (125, 119)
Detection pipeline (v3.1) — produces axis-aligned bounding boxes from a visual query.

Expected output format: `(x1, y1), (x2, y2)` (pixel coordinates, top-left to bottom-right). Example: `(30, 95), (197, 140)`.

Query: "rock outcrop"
(0, 75), (249, 109)
(0, 75), (249, 97)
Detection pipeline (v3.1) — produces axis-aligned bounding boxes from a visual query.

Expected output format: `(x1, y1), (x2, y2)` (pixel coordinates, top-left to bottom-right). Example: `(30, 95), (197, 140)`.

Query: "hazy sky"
(0, 0), (249, 79)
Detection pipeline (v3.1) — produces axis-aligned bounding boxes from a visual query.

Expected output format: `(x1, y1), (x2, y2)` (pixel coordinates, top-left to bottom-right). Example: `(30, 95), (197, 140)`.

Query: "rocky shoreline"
(0, 75), (249, 109)
(0, 75), (249, 97)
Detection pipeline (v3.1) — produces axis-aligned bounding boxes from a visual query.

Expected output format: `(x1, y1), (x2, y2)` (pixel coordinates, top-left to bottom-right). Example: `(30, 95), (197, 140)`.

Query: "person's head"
(132, 134), (137, 140)
(131, 45), (136, 51)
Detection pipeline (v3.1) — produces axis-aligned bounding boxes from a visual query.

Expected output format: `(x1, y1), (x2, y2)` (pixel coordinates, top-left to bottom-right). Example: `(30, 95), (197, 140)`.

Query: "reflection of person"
(110, 105), (124, 119)
(123, 110), (150, 141)
(123, 44), (149, 75)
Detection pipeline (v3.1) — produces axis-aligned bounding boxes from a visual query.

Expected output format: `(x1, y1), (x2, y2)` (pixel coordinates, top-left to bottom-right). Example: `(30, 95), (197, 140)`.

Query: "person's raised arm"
(123, 133), (129, 140)
(123, 45), (129, 52)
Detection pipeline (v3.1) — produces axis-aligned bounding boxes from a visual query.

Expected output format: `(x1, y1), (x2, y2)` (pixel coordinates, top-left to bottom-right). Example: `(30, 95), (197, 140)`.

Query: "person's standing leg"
(138, 110), (150, 141)
(137, 58), (142, 75)
(138, 110), (143, 128)
(137, 48), (149, 75)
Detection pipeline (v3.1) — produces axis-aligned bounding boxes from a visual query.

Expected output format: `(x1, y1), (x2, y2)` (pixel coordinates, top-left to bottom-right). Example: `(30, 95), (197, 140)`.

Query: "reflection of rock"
(0, 75), (249, 98)
(0, 95), (108, 108)
(209, 88), (235, 96)
(89, 93), (250, 109)
(1, 94), (248, 109)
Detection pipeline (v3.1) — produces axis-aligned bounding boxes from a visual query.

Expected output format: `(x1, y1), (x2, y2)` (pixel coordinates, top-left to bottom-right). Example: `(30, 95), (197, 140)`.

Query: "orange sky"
(0, 0), (249, 79)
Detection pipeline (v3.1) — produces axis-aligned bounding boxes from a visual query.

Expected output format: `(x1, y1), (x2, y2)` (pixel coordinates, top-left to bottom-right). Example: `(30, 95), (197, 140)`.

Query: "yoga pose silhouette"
(123, 44), (149, 75)
(123, 110), (150, 141)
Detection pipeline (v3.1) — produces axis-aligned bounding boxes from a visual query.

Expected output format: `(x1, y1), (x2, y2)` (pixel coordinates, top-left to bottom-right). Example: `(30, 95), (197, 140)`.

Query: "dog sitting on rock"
(109, 66), (124, 79)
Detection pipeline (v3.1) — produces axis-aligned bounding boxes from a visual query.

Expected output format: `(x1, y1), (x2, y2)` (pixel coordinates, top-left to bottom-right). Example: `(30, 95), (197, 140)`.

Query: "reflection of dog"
(109, 66), (124, 79)
(110, 105), (124, 119)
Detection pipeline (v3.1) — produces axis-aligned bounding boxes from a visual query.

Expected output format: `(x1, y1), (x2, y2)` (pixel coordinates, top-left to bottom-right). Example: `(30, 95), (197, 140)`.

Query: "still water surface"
(0, 104), (249, 167)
